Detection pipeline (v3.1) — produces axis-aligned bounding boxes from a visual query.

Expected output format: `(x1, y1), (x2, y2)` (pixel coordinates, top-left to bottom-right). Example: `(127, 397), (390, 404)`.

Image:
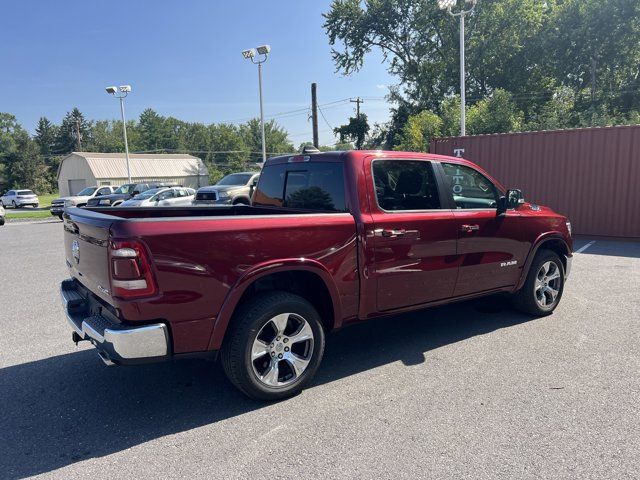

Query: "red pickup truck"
(60, 150), (572, 400)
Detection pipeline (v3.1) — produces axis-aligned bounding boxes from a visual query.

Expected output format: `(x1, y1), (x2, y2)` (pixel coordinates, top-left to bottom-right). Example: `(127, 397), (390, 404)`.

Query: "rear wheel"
(221, 292), (325, 401)
(513, 249), (564, 316)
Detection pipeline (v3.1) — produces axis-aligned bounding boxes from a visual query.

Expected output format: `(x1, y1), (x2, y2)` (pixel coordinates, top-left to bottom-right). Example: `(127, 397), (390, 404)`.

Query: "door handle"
(461, 224), (480, 233)
(376, 228), (406, 238)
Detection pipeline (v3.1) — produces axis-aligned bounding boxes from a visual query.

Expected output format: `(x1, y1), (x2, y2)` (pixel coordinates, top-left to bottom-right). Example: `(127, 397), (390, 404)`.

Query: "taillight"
(108, 239), (157, 299)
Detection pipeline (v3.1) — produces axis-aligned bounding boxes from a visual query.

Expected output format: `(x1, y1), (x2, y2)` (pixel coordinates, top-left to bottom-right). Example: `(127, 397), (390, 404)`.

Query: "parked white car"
(120, 187), (196, 207)
(51, 186), (116, 219)
(0, 204), (5, 226)
(0, 189), (40, 208)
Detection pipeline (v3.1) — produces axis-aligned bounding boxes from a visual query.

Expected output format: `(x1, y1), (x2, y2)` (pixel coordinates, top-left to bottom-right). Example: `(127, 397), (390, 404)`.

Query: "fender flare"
(207, 259), (343, 350)
(516, 232), (571, 291)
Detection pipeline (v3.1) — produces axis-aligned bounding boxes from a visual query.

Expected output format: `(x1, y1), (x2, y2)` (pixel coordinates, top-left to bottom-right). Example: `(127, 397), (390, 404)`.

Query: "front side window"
(77, 187), (97, 196)
(254, 163), (346, 212)
(97, 187), (111, 195)
(441, 163), (500, 209)
(372, 160), (441, 211)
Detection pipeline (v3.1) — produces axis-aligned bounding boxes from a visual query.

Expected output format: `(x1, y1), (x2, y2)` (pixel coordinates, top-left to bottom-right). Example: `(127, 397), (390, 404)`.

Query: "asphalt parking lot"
(1, 221), (638, 479)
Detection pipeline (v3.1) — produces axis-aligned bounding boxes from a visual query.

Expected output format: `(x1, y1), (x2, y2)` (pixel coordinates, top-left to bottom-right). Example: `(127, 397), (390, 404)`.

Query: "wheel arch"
(516, 233), (571, 291)
(208, 260), (343, 350)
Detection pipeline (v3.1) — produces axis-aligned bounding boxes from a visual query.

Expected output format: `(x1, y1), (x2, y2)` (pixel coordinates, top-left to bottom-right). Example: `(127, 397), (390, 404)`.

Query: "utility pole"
(74, 118), (82, 151)
(311, 83), (319, 148)
(350, 97), (364, 117)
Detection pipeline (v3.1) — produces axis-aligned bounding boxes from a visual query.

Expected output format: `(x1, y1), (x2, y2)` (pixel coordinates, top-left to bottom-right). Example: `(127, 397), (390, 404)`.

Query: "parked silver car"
(193, 172), (260, 206)
(50, 186), (116, 219)
(0, 189), (40, 208)
(120, 187), (196, 207)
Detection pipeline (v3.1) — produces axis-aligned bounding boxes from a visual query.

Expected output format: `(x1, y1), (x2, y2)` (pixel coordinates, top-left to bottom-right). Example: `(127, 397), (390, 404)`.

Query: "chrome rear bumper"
(61, 279), (169, 365)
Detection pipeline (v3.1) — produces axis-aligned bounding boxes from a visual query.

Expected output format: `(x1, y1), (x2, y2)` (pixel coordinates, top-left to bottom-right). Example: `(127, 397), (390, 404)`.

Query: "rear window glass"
(17, 190), (35, 196)
(254, 163), (346, 212)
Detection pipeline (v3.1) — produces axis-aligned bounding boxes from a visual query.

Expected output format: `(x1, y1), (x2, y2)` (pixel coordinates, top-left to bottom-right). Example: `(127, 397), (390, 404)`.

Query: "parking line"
(575, 241), (596, 254)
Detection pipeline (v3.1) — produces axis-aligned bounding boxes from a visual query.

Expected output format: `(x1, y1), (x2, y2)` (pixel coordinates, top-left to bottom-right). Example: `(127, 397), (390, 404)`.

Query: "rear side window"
(254, 163), (346, 212)
(372, 160), (441, 211)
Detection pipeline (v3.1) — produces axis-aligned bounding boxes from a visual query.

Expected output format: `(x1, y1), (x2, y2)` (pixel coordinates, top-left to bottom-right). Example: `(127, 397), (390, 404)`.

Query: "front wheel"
(513, 249), (565, 316)
(221, 292), (325, 401)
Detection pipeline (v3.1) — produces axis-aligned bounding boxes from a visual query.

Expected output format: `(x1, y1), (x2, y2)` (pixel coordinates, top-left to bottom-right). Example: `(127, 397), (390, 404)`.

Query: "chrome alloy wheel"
(534, 261), (561, 309)
(251, 313), (314, 387)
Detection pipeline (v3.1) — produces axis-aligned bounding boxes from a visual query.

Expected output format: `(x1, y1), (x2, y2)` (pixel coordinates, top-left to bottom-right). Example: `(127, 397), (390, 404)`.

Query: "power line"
(317, 105), (335, 131)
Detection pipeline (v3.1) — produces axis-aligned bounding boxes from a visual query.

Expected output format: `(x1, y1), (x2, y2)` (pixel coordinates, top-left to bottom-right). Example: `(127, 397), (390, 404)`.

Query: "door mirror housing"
(497, 189), (524, 215)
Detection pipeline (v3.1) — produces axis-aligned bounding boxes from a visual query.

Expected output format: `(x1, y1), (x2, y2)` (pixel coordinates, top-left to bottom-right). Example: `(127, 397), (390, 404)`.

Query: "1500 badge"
(501, 260), (518, 267)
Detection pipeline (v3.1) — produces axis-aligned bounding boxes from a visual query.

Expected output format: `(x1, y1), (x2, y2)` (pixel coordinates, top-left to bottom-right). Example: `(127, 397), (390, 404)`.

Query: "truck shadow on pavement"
(0, 297), (536, 479)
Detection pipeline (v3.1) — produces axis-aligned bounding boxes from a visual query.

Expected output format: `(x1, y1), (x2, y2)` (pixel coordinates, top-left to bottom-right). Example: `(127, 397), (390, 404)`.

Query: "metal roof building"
(57, 152), (209, 196)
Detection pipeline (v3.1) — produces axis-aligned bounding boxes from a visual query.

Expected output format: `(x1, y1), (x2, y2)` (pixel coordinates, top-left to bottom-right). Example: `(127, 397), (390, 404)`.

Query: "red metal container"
(431, 125), (640, 238)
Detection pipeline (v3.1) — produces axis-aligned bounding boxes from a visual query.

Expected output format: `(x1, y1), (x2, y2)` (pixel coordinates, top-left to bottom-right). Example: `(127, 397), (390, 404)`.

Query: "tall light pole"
(242, 45), (270, 164)
(106, 85), (133, 182)
(438, 0), (477, 137)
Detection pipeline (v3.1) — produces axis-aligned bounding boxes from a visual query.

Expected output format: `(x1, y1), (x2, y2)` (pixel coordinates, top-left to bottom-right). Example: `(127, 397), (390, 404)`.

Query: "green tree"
(138, 109), (168, 152)
(210, 123), (249, 180)
(34, 117), (58, 156)
(467, 89), (524, 135)
(394, 110), (442, 152)
(334, 113), (370, 149)
(240, 119), (294, 162)
(55, 108), (92, 154)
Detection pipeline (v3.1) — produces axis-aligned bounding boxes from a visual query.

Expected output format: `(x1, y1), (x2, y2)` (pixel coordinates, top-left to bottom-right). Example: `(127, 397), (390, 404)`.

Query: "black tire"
(12, 201), (17, 209)
(0, 200), (4, 207)
(58, 214), (63, 221)
(513, 249), (565, 316)
(221, 291), (325, 401)
(0, 217), (5, 226)
(233, 198), (250, 206)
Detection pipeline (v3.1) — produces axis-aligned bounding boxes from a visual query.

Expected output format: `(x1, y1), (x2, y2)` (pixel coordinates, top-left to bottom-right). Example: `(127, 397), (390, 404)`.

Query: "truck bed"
(62, 205), (360, 353)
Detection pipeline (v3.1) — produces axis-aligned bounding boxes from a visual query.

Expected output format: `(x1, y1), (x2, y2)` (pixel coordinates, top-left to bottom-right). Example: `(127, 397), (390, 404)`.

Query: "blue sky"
(0, 0), (394, 146)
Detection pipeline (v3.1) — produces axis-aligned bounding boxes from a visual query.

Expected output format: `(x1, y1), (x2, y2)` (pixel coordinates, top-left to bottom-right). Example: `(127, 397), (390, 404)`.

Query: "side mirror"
(497, 189), (523, 215)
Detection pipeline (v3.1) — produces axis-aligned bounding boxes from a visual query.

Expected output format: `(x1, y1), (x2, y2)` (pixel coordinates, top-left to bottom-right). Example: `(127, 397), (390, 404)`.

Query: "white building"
(57, 152), (209, 196)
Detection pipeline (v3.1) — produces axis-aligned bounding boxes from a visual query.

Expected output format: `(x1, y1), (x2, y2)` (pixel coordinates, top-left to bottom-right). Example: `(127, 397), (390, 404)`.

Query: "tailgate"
(63, 208), (115, 304)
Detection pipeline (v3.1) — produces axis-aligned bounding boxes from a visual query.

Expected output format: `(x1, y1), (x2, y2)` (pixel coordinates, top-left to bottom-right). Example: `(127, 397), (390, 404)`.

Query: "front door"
(370, 159), (458, 311)
(439, 162), (526, 296)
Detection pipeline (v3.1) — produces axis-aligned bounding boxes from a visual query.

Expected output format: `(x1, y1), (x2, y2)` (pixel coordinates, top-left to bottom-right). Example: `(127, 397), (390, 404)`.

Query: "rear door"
(438, 161), (526, 296)
(369, 159), (458, 311)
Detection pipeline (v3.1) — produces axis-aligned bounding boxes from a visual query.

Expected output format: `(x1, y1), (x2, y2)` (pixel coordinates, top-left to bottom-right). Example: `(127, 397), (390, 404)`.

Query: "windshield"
(114, 184), (135, 194)
(77, 187), (97, 196)
(216, 173), (252, 186)
(134, 188), (164, 200)
(17, 190), (35, 196)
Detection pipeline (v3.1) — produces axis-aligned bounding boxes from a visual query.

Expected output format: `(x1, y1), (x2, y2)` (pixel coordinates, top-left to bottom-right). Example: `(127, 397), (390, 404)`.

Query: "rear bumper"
(60, 279), (170, 365)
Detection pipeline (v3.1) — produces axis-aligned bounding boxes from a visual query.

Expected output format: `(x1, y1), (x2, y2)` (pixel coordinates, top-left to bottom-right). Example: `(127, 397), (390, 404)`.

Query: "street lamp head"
(256, 45), (271, 55)
(105, 86), (118, 95)
(119, 85), (132, 93)
(242, 49), (256, 59)
(437, 0), (457, 10)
